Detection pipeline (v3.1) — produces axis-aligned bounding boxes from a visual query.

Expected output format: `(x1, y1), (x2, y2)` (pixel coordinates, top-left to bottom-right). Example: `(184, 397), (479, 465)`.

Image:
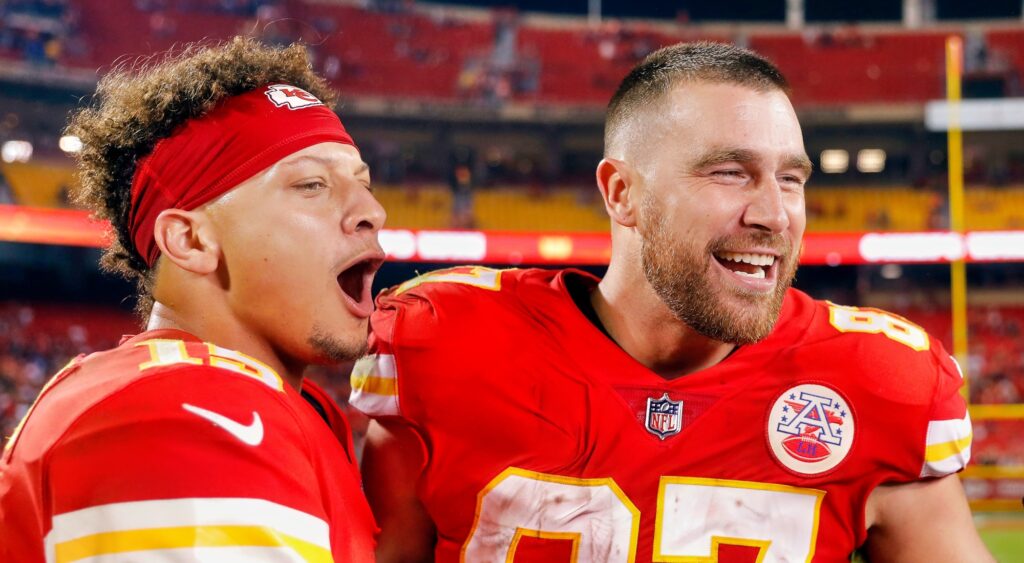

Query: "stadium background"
(0, 0), (1021, 557)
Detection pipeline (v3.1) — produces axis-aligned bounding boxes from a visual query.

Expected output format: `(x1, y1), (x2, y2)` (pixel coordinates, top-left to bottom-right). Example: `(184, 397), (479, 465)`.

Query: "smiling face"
(632, 81), (810, 344)
(204, 141), (386, 365)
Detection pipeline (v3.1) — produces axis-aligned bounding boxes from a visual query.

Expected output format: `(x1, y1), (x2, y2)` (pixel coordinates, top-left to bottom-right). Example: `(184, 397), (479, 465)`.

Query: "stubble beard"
(308, 324), (369, 363)
(639, 194), (799, 345)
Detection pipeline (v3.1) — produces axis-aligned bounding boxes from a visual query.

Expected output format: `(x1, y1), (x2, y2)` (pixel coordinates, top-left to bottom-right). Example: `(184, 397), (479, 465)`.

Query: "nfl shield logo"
(645, 393), (683, 440)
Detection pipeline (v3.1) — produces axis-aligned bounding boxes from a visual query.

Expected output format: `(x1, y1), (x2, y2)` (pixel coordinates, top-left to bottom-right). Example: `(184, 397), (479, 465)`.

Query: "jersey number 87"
(463, 467), (824, 563)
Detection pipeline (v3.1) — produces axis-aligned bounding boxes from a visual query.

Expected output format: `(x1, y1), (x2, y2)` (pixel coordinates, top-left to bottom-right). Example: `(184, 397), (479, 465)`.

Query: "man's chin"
(308, 330), (368, 364)
(727, 315), (780, 345)
(686, 292), (783, 345)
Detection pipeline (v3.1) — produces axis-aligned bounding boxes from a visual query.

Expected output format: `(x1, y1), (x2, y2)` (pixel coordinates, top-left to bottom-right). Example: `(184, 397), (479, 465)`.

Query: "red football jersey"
(351, 267), (971, 562)
(1, 328), (377, 563)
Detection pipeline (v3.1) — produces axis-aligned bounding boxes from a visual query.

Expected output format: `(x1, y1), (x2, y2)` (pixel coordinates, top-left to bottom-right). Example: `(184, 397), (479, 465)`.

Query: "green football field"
(977, 513), (1024, 562)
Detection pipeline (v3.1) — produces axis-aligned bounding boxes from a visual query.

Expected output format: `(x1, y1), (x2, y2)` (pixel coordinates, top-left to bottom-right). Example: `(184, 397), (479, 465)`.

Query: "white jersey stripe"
(919, 413), (972, 478)
(925, 413), (972, 447)
(349, 354), (400, 417)
(920, 445), (972, 478)
(348, 391), (401, 418)
(45, 498), (330, 563)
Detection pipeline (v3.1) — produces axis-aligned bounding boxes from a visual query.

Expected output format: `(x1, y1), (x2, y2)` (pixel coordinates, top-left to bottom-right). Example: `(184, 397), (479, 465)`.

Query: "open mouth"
(713, 251), (777, 280)
(337, 255), (384, 318)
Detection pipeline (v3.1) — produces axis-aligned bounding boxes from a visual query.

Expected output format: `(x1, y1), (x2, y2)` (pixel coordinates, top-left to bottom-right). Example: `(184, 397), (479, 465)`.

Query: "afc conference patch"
(767, 383), (855, 475)
(645, 393), (683, 440)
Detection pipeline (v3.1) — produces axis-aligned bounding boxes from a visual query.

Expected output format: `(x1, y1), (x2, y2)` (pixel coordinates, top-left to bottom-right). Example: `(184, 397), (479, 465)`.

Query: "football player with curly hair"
(1, 37), (385, 562)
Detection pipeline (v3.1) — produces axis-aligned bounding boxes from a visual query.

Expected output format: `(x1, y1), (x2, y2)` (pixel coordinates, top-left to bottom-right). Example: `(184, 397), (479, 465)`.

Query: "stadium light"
(416, 230), (487, 261)
(379, 229), (417, 260)
(880, 264), (903, 279)
(1, 140), (33, 163)
(857, 149), (886, 173)
(966, 231), (1024, 261)
(59, 135), (83, 153)
(859, 232), (964, 262)
(820, 149), (849, 173)
(6, 205), (1024, 265)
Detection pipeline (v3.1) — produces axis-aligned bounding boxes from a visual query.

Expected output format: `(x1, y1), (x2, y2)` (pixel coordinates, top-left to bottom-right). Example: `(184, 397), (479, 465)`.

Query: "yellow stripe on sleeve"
(350, 373), (398, 396)
(349, 354), (400, 416)
(924, 432), (973, 462)
(55, 525), (333, 563)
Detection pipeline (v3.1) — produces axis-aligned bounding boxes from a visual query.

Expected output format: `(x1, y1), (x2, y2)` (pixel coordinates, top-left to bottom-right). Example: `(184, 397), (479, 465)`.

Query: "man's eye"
(712, 169), (745, 178)
(297, 181), (327, 191)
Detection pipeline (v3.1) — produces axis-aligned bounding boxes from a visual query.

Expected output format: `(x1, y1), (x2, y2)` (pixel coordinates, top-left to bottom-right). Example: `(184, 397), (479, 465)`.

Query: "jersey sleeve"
(348, 288), (412, 419)
(43, 366), (333, 563)
(349, 265), (497, 421)
(919, 352), (972, 478)
(348, 266), (511, 421)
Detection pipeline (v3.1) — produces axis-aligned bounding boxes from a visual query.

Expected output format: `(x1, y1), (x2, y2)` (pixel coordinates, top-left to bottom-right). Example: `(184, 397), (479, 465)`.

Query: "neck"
(147, 296), (305, 391)
(592, 265), (735, 379)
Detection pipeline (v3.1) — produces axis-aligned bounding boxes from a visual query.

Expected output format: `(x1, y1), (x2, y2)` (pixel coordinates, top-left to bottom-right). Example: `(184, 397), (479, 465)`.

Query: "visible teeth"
(734, 269), (766, 279)
(718, 252), (776, 267)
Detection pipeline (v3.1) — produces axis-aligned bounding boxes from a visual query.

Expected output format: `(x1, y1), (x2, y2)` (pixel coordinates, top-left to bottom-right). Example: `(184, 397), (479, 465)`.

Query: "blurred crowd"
(967, 306), (1024, 405)
(0, 0), (81, 65)
(0, 303), (116, 440)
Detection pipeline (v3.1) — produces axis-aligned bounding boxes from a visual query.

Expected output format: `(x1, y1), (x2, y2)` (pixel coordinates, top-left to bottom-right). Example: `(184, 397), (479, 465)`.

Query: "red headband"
(128, 84), (357, 266)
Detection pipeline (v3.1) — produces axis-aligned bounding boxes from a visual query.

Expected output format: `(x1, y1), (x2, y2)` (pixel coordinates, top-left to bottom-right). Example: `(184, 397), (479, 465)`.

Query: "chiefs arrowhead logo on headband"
(128, 84), (357, 267)
(265, 84), (325, 110)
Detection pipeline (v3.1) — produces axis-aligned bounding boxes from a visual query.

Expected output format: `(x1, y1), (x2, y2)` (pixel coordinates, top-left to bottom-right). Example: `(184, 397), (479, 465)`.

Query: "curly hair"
(67, 36), (339, 318)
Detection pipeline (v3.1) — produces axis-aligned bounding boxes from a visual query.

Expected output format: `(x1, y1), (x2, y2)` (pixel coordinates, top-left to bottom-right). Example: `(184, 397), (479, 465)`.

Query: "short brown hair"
(68, 36), (338, 317)
(604, 41), (789, 155)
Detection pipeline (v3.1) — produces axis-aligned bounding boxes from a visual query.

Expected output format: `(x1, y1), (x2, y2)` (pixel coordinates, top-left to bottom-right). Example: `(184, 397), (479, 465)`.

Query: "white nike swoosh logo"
(182, 403), (264, 446)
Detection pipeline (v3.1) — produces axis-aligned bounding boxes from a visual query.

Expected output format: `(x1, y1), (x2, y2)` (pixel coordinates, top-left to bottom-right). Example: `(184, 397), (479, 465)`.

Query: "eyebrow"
(783, 154), (814, 178)
(281, 154), (370, 176)
(692, 148), (813, 178)
(692, 148), (757, 170)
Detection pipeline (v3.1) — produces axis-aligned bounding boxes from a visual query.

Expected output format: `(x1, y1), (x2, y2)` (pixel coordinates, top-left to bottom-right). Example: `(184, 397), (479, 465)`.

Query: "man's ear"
(596, 157), (639, 228)
(152, 209), (220, 275)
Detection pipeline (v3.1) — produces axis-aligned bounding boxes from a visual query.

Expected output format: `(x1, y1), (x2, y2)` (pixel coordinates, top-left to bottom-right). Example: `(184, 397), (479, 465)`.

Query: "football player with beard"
(351, 42), (991, 562)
